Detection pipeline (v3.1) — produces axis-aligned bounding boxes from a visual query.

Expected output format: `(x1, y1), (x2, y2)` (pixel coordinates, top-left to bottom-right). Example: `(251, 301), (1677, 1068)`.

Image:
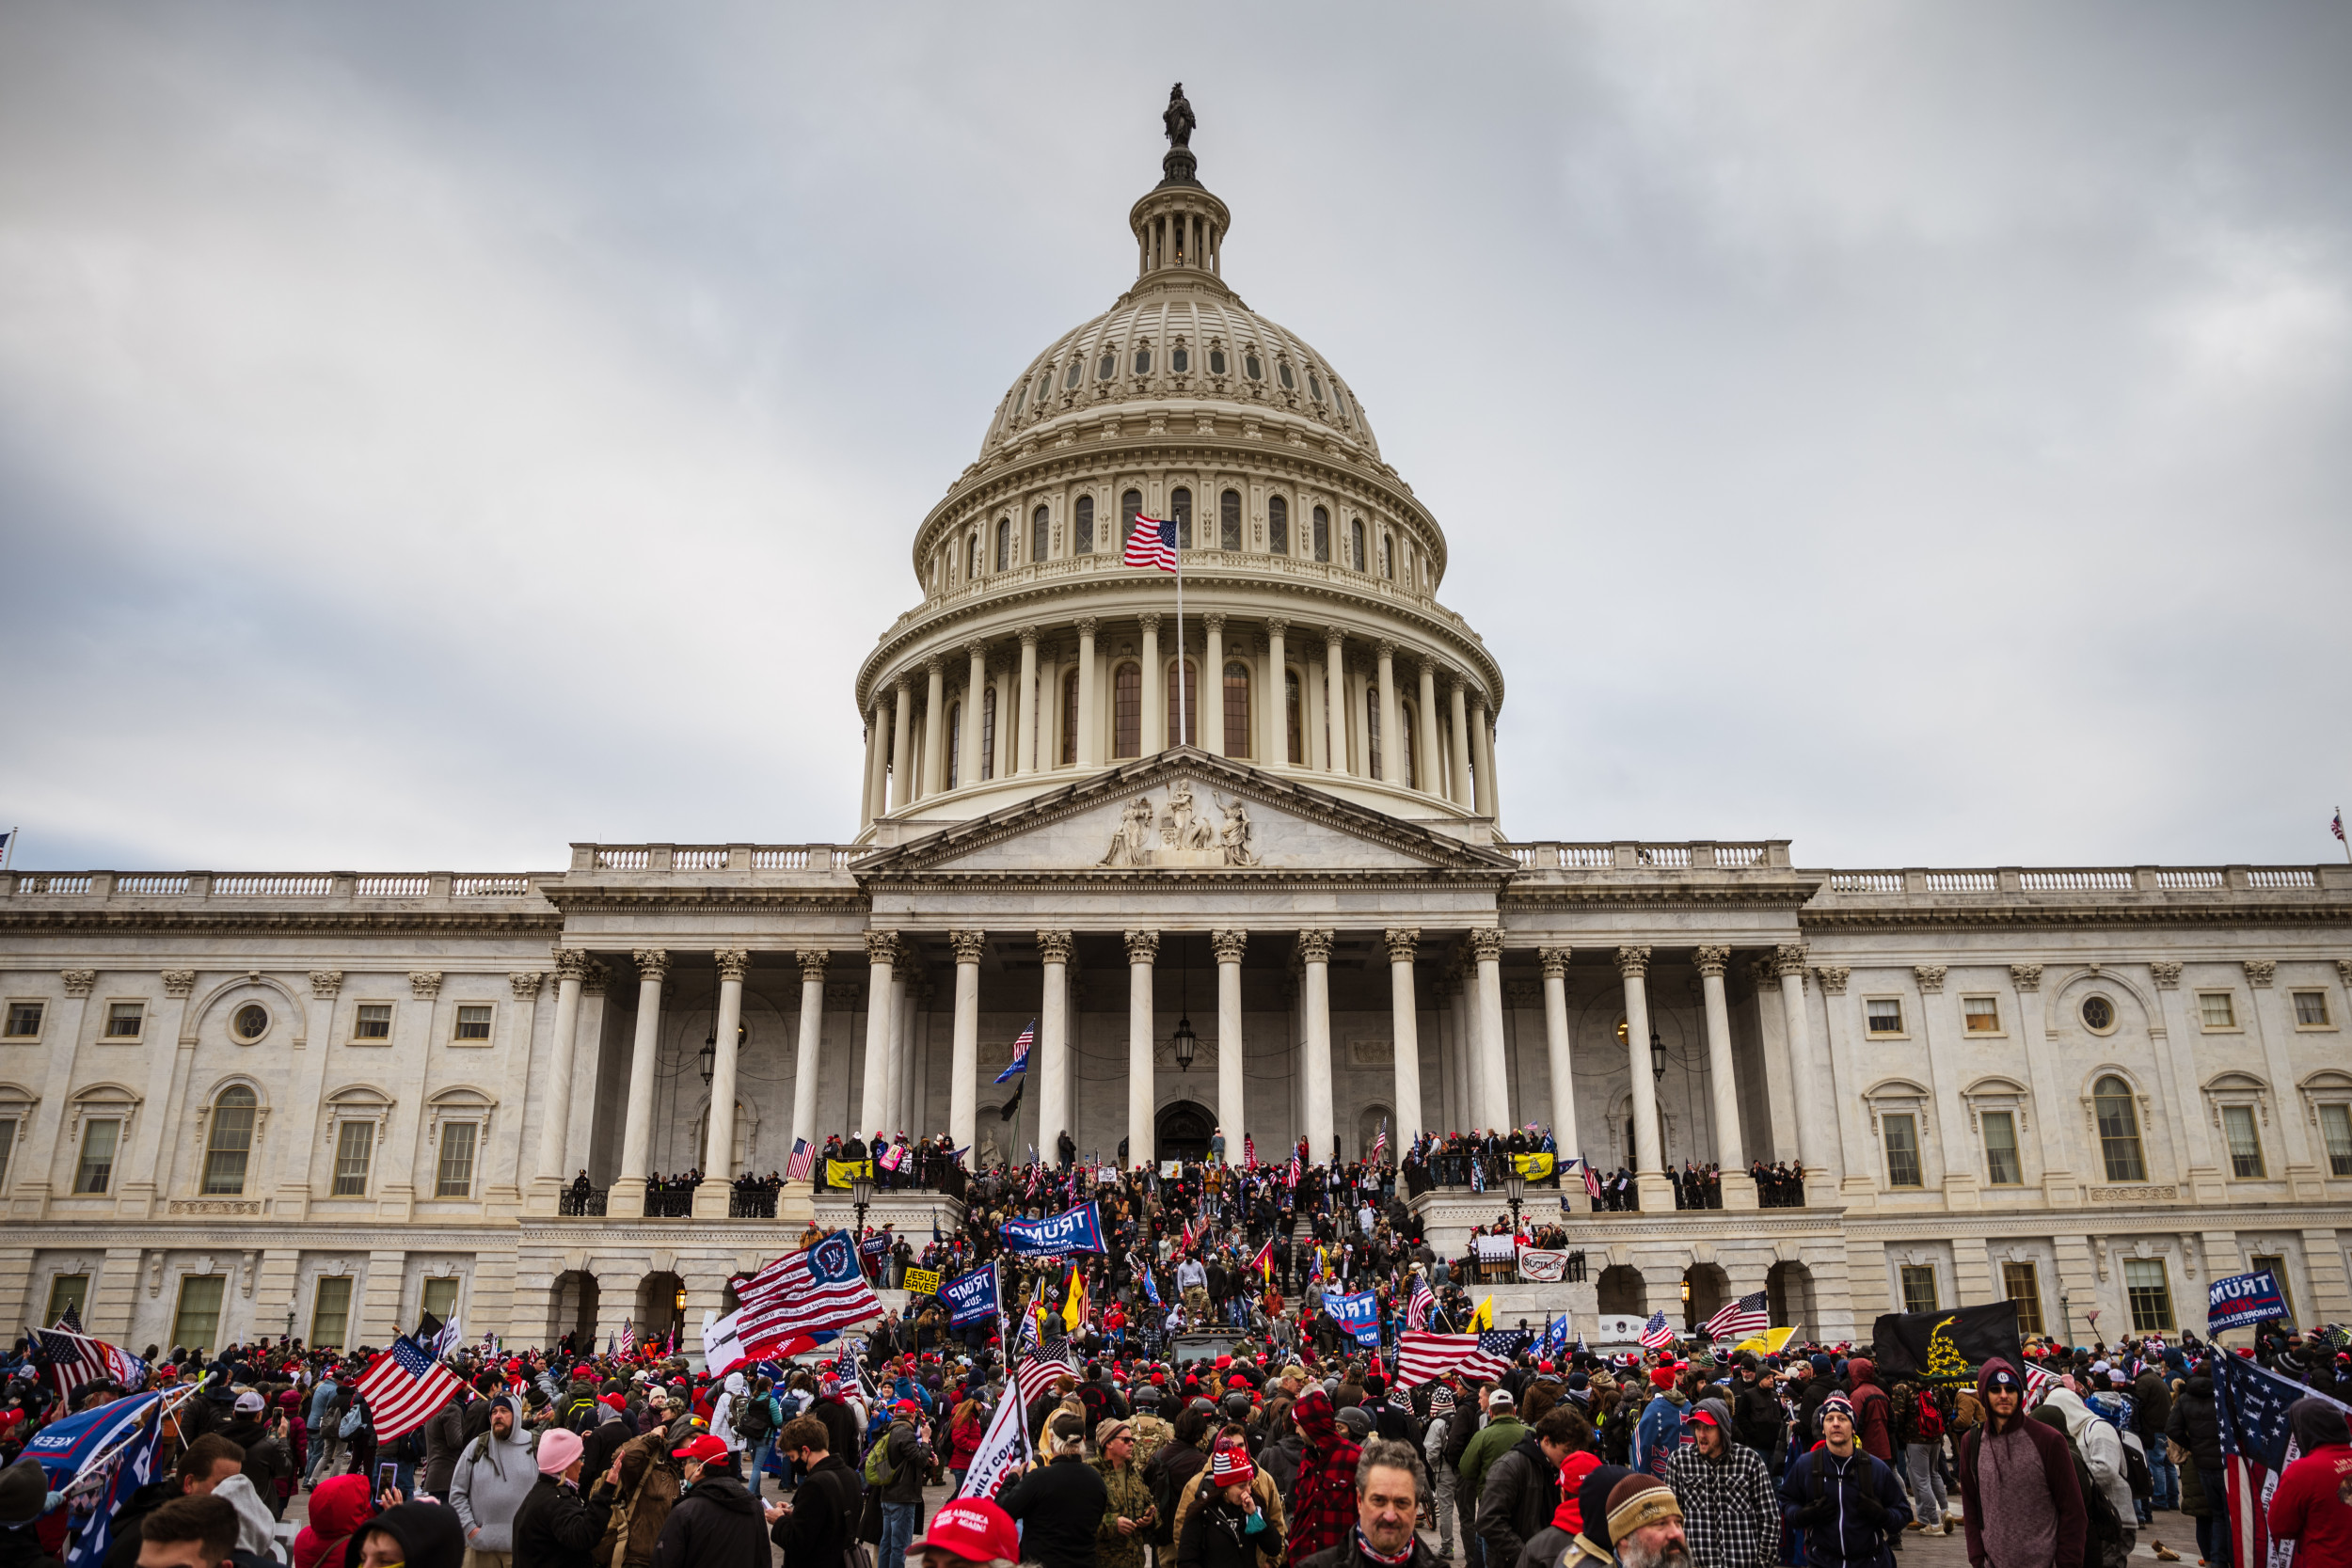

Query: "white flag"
(953, 1386), (1035, 1501)
(701, 1309), (748, 1375)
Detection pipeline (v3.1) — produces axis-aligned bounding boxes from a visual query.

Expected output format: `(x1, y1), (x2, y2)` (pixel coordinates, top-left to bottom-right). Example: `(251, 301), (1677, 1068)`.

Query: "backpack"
(738, 1394), (773, 1441)
(863, 1434), (898, 1487)
(2121, 1433), (2153, 1500)
(1914, 1391), (1945, 1441)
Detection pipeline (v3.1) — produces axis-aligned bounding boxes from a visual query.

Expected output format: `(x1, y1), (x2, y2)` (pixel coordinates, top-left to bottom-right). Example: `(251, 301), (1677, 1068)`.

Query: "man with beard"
(1776, 1396), (1909, 1568)
(1597, 1475), (1692, 1568)
(1958, 1359), (2084, 1568)
(1293, 1440), (1442, 1568)
(1663, 1402), (1777, 1568)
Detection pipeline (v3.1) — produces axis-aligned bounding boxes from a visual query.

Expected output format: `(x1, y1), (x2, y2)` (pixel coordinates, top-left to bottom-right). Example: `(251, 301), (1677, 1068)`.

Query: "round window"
(1278, 361), (1295, 389)
(1171, 348), (1189, 373)
(1209, 349), (1227, 375)
(2081, 994), (2117, 1033)
(233, 1004), (269, 1042)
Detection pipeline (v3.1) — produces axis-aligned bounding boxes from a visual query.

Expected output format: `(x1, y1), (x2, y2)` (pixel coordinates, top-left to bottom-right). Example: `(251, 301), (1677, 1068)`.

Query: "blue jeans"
(2146, 1444), (2178, 1511)
(881, 1501), (921, 1567)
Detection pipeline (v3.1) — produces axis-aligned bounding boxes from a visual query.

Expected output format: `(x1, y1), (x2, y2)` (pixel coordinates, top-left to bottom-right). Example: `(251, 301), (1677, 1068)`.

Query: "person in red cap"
(649, 1434), (765, 1568)
(906, 1498), (1020, 1568)
(872, 1401), (936, 1568)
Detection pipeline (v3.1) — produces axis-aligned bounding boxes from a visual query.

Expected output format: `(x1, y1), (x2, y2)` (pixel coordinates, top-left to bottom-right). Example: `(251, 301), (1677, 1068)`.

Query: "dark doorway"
(550, 1270), (598, 1350)
(1157, 1101), (1215, 1162)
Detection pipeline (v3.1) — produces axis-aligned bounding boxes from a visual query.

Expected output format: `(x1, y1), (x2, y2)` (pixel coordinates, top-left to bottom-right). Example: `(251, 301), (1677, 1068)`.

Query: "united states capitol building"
(5, 101), (2348, 1360)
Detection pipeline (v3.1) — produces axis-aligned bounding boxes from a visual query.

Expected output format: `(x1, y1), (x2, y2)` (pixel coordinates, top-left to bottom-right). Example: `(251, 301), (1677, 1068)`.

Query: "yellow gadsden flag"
(1732, 1326), (1799, 1356)
(825, 1158), (874, 1186)
(1469, 1294), (1495, 1332)
(1511, 1152), (1556, 1180)
(1063, 1270), (1089, 1331)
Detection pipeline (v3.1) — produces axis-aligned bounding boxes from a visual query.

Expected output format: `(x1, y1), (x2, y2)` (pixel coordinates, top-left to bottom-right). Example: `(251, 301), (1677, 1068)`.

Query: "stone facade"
(4, 130), (2349, 1361)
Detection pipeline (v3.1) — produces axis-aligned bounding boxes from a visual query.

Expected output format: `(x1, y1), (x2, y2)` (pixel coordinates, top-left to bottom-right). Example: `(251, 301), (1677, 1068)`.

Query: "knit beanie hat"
(1211, 1444), (1253, 1484)
(537, 1428), (584, 1476)
(1604, 1475), (1682, 1544)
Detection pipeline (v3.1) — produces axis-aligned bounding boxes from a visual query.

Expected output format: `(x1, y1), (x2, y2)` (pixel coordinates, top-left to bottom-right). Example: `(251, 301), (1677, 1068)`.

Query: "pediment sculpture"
(1100, 779), (1260, 868)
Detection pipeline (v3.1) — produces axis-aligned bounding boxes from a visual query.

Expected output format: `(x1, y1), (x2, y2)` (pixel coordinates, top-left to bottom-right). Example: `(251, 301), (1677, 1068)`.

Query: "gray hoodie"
(450, 1393), (539, 1552)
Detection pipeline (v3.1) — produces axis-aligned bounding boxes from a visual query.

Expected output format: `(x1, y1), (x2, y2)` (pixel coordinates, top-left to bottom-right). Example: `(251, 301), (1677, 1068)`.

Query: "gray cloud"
(0, 2), (2344, 872)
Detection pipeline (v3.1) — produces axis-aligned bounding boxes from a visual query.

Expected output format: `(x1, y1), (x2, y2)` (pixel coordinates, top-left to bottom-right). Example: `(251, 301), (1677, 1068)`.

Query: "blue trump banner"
(1327, 1289), (1382, 1347)
(2208, 1268), (2288, 1332)
(999, 1200), (1107, 1258)
(942, 1264), (1000, 1327)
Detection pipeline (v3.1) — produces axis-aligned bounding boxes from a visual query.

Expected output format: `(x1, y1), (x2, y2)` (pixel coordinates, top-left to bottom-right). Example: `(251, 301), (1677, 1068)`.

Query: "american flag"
(1244, 1134), (1255, 1168)
(834, 1333), (868, 1400)
(786, 1138), (816, 1182)
(2216, 1350), (2352, 1568)
(35, 1324), (144, 1402)
(1368, 1118), (1388, 1166)
(1123, 516), (1177, 572)
(1288, 1146), (1301, 1186)
(996, 1020), (1036, 1084)
(1013, 1341), (1081, 1406)
(352, 1336), (469, 1442)
(1582, 1161), (1602, 1202)
(1480, 1329), (1533, 1364)
(2335, 809), (2346, 844)
(1406, 1273), (1438, 1331)
(618, 1319), (636, 1357)
(1703, 1291), (1770, 1342)
(733, 1232), (883, 1354)
(1393, 1330), (1513, 1387)
(1639, 1310), (1677, 1350)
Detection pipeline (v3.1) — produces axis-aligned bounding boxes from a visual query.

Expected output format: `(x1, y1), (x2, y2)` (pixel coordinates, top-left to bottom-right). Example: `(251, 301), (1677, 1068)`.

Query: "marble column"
(1619, 944), (1671, 1209)
(1265, 621), (1289, 765)
(1695, 945), (1756, 1209)
(1126, 930), (1159, 1166)
(1470, 696), (1498, 817)
(1213, 930), (1247, 1148)
(1375, 641), (1400, 784)
(2151, 962), (2224, 1201)
(1323, 628), (1347, 775)
(616, 949), (668, 1210)
(1452, 958), (1484, 1130)
(862, 704), (888, 825)
(1298, 930), (1336, 1162)
(1416, 660), (1442, 797)
(787, 950), (827, 1180)
(857, 933), (898, 1135)
(921, 659), (947, 797)
(885, 968), (913, 1135)
(889, 683), (914, 810)
(1448, 680), (1473, 806)
(1074, 618), (1100, 767)
(1471, 928), (1510, 1130)
(692, 948), (748, 1217)
(1538, 947), (1580, 1165)
(1037, 931), (1073, 1163)
(947, 933), (985, 1162)
(1015, 627), (1041, 776)
(961, 642), (986, 789)
(532, 951), (587, 1204)
(2009, 963), (2076, 1205)
(1773, 945), (1835, 1195)
(1140, 614), (1164, 754)
(1385, 929), (1425, 1141)
(1202, 615), (1225, 754)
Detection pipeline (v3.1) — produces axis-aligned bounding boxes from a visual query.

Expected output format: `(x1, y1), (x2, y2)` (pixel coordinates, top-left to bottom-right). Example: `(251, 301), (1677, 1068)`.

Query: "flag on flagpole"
(1368, 1118), (1388, 1166)
(2334, 808), (2346, 844)
(619, 1319), (636, 1357)
(2215, 1350), (2352, 1568)
(1249, 1239), (1275, 1286)
(353, 1337), (470, 1441)
(1703, 1291), (1770, 1342)
(1639, 1310), (1677, 1350)
(1394, 1331), (1514, 1387)
(1406, 1273), (1438, 1332)
(1123, 517), (1178, 572)
(731, 1233), (883, 1354)
(954, 1370), (1036, 1500)
(995, 1020), (1037, 1084)
(1061, 1270), (1088, 1333)
(786, 1138), (816, 1182)
(1469, 1295), (1494, 1332)
(34, 1324), (145, 1403)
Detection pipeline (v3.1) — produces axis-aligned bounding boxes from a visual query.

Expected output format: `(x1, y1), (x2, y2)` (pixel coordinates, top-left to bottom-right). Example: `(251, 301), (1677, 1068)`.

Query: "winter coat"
(1094, 1457), (1158, 1568)
(588, 1433), (683, 1568)
(1458, 1415), (1529, 1499)
(770, 1452), (860, 1568)
(451, 1395), (541, 1553)
(421, 1399), (470, 1498)
(1778, 1444), (1910, 1568)
(1171, 1462), (1287, 1568)
(1632, 1391), (1688, 1477)
(294, 1475), (376, 1568)
(580, 1409), (636, 1491)
(1285, 1387), (1362, 1564)
(651, 1469), (767, 1568)
(1000, 1454), (1112, 1568)
(872, 1418), (927, 1508)
(2044, 1389), (2135, 1525)
(513, 1473), (615, 1568)
(1177, 1489), (1278, 1568)
(1845, 1361), (1896, 1465)
(2165, 1374), (2224, 1470)
(1294, 1530), (1447, 1568)
(1474, 1437), (1560, 1568)
(1732, 1379), (1784, 1456)
(1957, 1359), (2084, 1568)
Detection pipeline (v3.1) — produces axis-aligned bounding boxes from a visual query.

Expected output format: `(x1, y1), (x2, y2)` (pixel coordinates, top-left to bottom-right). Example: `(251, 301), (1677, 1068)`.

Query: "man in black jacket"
(1001, 1414), (1110, 1568)
(511, 1429), (613, 1568)
(1729, 1358), (1784, 1467)
(765, 1417), (862, 1568)
(651, 1436), (765, 1568)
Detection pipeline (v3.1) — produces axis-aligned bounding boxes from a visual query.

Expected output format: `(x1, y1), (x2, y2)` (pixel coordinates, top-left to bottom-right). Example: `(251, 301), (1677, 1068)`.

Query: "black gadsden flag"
(1870, 1300), (2026, 1383)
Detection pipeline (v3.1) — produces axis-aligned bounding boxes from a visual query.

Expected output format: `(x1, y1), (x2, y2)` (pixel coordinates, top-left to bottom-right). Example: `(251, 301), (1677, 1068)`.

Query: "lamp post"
(2058, 1290), (2073, 1342)
(850, 1171), (875, 1247)
(284, 1307), (295, 1341)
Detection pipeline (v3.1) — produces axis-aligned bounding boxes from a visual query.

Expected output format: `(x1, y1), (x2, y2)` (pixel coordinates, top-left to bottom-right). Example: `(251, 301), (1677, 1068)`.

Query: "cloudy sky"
(2, 3), (2346, 874)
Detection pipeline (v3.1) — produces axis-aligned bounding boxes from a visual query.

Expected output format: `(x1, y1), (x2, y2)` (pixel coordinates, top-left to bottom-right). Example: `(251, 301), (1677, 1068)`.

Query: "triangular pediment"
(854, 750), (1516, 879)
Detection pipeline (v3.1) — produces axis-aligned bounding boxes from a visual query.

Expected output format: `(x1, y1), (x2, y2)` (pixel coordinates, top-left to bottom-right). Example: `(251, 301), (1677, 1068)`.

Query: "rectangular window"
(453, 1005), (493, 1042)
(2199, 991), (2237, 1029)
(1899, 1264), (1938, 1314)
(172, 1275), (226, 1350)
(74, 1119), (120, 1193)
(2248, 1255), (2294, 1323)
(103, 1003), (143, 1038)
(1866, 999), (1904, 1035)
(2124, 1258), (2175, 1332)
(2322, 1103), (2352, 1177)
(46, 1275), (89, 1326)
(436, 1122), (478, 1197)
(1883, 1114), (1923, 1188)
(2002, 1261), (2045, 1336)
(310, 1276), (353, 1349)
(1963, 996), (2000, 1034)
(1112, 662), (1141, 759)
(1981, 1110), (2023, 1186)
(353, 1004), (392, 1040)
(421, 1276), (460, 1322)
(0, 1118), (14, 1192)
(332, 1119), (374, 1196)
(2222, 1104), (2266, 1179)
(1285, 671), (1302, 765)
(2293, 990), (2332, 1026)
(3, 1002), (42, 1038)
(1059, 673), (1079, 768)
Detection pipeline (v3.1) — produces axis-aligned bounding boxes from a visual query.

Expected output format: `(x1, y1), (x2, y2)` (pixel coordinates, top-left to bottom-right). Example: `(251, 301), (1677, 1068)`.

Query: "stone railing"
(1813, 865), (2346, 895)
(3, 870), (561, 900)
(1498, 841), (1791, 871)
(568, 845), (864, 875)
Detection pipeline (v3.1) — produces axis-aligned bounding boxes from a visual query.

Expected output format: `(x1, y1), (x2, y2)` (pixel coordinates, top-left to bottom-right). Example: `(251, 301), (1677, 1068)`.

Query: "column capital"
(633, 948), (671, 985)
(1212, 928), (1249, 964)
(1815, 965), (1851, 995)
(2243, 958), (2277, 989)
(1074, 616), (1100, 638)
(1468, 927), (1505, 964)
(1385, 928), (1422, 965)
(1265, 616), (1288, 638)
(1772, 943), (1810, 980)
(925, 656), (945, 676)
(1693, 945), (1730, 978)
(1203, 612), (1225, 634)
(581, 959), (610, 996)
(2009, 962), (2042, 993)
(1614, 943), (1650, 978)
(896, 674), (914, 696)
(60, 969), (95, 996)
(1375, 638), (1398, 660)
(1418, 656), (1440, 680)
(963, 639), (987, 659)
(796, 949), (831, 984)
(1037, 929), (1076, 964)
(1538, 946), (1571, 979)
(1018, 624), (1041, 647)
(2151, 960), (2183, 990)
(310, 970), (345, 999)
(865, 931), (901, 968)
(510, 971), (546, 1000)
(162, 970), (197, 997)
(1324, 625), (1345, 648)
(551, 946), (589, 982)
(949, 930), (989, 965)
(1913, 963), (1947, 993)
(1137, 612), (1161, 634)
(1124, 929), (1161, 965)
(409, 971), (443, 1000)
(715, 948), (751, 984)
(1295, 928), (1335, 965)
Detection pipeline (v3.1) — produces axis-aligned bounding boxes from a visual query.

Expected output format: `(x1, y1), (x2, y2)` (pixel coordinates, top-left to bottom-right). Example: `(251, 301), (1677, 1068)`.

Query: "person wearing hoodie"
(1665, 1401), (1776, 1568)
(513, 1429), (614, 1568)
(2166, 1364), (2229, 1568)
(1630, 1371), (1689, 1479)
(2045, 1384), (2135, 1568)
(1476, 1406), (1584, 1568)
(345, 1501), (467, 1568)
(451, 1395), (540, 1568)
(1956, 1359), (2084, 1568)
(293, 1476), (373, 1568)
(1844, 1360), (1895, 1467)
(2268, 1397), (2352, 1564)
(0, 1456), (61, 1568)
(870, 1399), (932, 1568)
(1778, 1394), (1908, 1568)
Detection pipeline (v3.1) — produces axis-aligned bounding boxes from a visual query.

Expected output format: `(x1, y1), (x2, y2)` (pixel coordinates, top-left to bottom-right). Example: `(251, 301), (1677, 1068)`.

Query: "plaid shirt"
(1286, 1387), (1362, 1560)
(1666, 1440), (1781, 1568)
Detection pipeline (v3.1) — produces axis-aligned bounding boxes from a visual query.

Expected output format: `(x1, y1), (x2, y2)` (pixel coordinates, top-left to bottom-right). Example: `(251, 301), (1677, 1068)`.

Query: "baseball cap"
(909, 1500), (1020, 1564)
(672, 1434), (730, 1464)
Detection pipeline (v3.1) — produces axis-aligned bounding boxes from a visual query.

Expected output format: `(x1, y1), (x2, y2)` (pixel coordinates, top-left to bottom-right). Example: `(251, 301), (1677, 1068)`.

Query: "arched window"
(1121, 490), (1143, 548)
(945, 702), (961, 790)
(1170, 488), (1192, 549)
(1285, 670), (1303, 764)
(1380, 533), (1393, 578)
(1219, 489), (1242, 551)
(1223, 661), (1250, 758)
(1060, 671), (1080, 766)
(1350, 518), (1367, 571)
(1031, 506), (1049, 563)
(1268, 496), (1289, 555)
(1168, 658), (1198, 748)
(1312, 506), (1330, 562)
(1279, 360), (1295, 390)
(1013, 381), (1028, 416)
(2094, 1076), (2146, 1182)
(1113, 663), (1142, 758)
(1401, 700), (1418, 788)
(979, 686), (996, 782)
(1171, 345), (1189, 373)
(995, 518), (1011, 572)
(1073, 495), (1095, 555)
(1244, 352), (1263, 380)
(1365, 687), (1383, 780)
(968, 532), (982, 581)
(204, 1085), (257, 1196)
(1309, 370), (1325, 401)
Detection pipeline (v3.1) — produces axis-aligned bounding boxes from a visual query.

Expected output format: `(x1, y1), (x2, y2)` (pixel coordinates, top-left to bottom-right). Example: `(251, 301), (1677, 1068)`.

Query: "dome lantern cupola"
(1131, 83), (1228, 282)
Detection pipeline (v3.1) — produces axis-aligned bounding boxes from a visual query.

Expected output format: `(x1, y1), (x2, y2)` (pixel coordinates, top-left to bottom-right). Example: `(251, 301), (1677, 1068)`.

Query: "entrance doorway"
(638, 1272), (686, 1344)
(1157, 1101), (1215, 1162)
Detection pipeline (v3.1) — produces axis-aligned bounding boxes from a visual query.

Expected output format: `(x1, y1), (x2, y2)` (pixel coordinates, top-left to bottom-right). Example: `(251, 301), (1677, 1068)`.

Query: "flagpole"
(1175, 539), (1187, 749)
(2340, 805), (2350, 864)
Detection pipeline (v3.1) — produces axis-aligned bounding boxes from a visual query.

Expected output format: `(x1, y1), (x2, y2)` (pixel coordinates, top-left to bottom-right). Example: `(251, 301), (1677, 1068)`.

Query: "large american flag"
(1703, 1291), (1770, 1342)
(352, 1336), (469, 1442)
(1123, 517), (1177, 572)
(1394, 1330), (1513, 1387)
(618, 1319), (636, 1357)
(1013, 1341), (1081, 1406)
(733, 1232), (882, 1354)
(1406, 1274), (1438, 1332)
(786, 1138), (816, 1183)
(1639, 1309), (1677, 1350)
(2216, 1350), (2352, 1568)
(35, 1323), (144, 1402)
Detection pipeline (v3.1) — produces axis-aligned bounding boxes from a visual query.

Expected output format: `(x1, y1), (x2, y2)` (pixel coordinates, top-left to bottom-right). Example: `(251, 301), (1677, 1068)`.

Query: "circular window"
(1170, 348), (1189, 373)
(2081, 994), (2117, 1033)
(1209, 349), (1227, 375)
(233, 1004), (270, 1042)
(1278, 361), (1295, 389)
(1244, 354), (1262, 380)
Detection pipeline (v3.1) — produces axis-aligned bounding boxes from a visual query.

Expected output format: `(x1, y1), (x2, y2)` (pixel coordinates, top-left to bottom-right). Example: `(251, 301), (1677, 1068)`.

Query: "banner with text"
(998, 1200), (1107, 1258)
(941, 1265), (999, 1328)
(1518, 1250), (1570, 1282)
(951, 1370), (1034, 1501)
(1327, 1289), (1383, 1348)
(901, 1267), (943, 1299)
(2208, 1269), (2288, 1332)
